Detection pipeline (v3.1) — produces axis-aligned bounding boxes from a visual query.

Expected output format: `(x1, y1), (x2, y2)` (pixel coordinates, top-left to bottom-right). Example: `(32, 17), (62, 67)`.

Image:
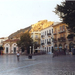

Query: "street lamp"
(30, 46), (31, 54)
(33, 44), (34, 54)
(28, 46), (32, 59)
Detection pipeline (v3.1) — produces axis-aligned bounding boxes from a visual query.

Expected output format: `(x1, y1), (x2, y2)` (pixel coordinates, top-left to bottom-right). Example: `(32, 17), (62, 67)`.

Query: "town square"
(0, 54), (75, 75)
(0, 0), (75, 75)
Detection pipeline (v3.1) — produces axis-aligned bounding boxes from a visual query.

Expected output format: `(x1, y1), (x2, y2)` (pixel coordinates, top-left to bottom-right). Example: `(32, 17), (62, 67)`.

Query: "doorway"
(6, 47), (8, 53)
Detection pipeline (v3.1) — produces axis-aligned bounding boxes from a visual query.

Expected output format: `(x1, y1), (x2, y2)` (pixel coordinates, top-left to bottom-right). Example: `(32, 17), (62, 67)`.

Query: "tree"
(54, 1), (75, 33)
(0, 46), (3, 51)
(17, 32), (33, 54)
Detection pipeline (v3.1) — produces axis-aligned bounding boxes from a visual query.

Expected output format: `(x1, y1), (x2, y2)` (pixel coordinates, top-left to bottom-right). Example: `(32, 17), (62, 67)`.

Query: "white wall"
(4, 43), (18, 54)
(41, 26), (54, 53)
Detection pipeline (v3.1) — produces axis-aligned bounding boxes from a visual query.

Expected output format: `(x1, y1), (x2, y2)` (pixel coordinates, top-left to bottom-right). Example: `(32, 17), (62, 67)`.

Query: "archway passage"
(6, 47), (8, 54)
(14, 47), (16, 53)
(0, 46), (4, 55)
(54, 44), (57, 50)
(69, 42), (74, 52)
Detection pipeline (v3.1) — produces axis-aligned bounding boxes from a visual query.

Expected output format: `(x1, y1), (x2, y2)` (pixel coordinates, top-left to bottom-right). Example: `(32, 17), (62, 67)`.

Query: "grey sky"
(0, 0), (64, 38)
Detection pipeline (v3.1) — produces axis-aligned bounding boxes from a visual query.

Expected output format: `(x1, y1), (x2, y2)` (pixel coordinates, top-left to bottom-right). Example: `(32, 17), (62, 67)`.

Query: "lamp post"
(28, 46), (32, 59)
(33, 44), (34, 54)
(30, 46), (31, 54)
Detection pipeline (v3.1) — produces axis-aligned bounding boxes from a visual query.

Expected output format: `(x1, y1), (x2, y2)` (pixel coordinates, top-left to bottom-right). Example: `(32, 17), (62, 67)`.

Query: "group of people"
(52, 48), (67, 57)
(52, 46), (75, 57)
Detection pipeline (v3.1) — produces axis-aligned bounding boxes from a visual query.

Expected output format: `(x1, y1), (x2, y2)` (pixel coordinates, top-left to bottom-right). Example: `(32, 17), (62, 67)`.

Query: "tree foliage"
(54, 1), (75, 32)
(0, 46), (3, 51)
(17, 32), (33, 53)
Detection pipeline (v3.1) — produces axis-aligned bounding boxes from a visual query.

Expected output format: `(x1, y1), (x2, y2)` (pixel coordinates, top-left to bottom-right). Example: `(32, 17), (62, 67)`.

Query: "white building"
(0, 37), (8, 46)
(40, 25), (54, 54)
(3, 39), (19, 54)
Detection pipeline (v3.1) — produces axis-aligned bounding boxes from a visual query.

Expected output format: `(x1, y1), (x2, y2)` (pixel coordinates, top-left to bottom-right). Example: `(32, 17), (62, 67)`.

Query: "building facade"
(52, 22), (69, 50)
(40, 25), (53, 54)
(3, 39), (19, 54)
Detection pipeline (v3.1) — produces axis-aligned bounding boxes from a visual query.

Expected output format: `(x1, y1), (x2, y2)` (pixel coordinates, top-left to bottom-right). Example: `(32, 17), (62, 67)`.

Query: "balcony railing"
(35, 37), (40, 40)
(41, 43), (44, 45)
(58, 29), (66, 33)
(47, 33), (51, 36)
(53, 38), (57, 43)
(58, 37), (66, 42)
(41, 35), (45, 38)
(47, 41), (51, 45)
(68, 38), (73, 41)
(53, 31), (57, 35)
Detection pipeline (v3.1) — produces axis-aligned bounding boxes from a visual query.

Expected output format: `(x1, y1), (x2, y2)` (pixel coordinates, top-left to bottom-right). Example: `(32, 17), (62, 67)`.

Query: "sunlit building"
(52, 22), (69, 50)
(40, 24), (53, 54)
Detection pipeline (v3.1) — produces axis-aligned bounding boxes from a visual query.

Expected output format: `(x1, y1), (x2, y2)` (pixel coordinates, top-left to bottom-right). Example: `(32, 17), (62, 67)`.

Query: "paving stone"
(0, 54), (75, 75)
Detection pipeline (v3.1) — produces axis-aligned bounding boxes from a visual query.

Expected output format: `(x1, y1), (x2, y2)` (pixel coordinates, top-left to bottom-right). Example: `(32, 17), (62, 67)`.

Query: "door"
(14, 47), (16, 53)
(6, 47), (8, 53)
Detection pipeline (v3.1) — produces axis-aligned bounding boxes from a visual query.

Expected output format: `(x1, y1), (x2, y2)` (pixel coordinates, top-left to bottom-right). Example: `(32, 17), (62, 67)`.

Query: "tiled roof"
(4, 39), (19, 42)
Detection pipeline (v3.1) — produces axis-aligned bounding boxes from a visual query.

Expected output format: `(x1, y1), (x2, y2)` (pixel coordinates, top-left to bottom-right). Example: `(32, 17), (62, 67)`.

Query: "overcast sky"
(0, 0), (64, 38)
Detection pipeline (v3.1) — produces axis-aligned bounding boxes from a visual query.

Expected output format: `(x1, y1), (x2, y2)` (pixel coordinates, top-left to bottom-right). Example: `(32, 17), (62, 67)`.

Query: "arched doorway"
(14, 47), (16, 53)
(59, 44), (62, 51)
(6, 47), (8, 53)
(0, 46), (3, 55)
(54, 44), (57, 50)
(69, 42), (74, 52)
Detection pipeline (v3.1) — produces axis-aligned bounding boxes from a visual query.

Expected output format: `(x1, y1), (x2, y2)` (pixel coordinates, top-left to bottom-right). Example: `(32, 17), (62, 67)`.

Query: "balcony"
(41, 35), (45, 38)
(67, 34), (74, 41)
(41, 43), (44, 45)
(53, 31), (57, 35)
(68, 38), (73, 41)
(67, 34), (74, 39)
(47, 41), (51, 45)
(58, 37), (66, 42)
(67, 27), (72, 33)
(47, 33), (51, 37)
(35, 37), (40, 40)
(58, 29), (66, 33)
(53, 38), (57, 43)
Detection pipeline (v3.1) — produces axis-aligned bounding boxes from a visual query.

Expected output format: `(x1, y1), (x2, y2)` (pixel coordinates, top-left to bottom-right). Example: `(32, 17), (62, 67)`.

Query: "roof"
(4, 39), (19, 42)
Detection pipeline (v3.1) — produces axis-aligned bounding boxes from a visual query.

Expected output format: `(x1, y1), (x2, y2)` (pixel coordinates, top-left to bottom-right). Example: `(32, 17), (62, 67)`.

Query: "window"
(63, 25), (65, 29)
(45, 39), (46, 43)
(47, 47), (48, 52)
(49, 38), (51, 42)
(49, 47), (50, 52)
(43, 32), (44, 35)
(45, 31), (46, 35)
(47, 30), (48, 34)
(63, 25), (65, 31)
(43, 40), (44, 43)
(55, 28), (56, 32)
(63, 34), (65, 37)
(55, 35), (57, 39)
(35, 35), (38, 38)
(31, 35), (33, 38)
(60, 26), (62, 31)
(49, 30), (51, 33)
(41, 40), (42, 43)
(47, 39), (48, 42)
(52, 29), (53, 33)
(60, 34), (62, 37)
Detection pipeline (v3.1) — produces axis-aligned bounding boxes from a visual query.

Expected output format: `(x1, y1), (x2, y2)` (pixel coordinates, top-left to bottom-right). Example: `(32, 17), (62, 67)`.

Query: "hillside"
(8, 20), (54, 39)
(8, 26), (31, 39)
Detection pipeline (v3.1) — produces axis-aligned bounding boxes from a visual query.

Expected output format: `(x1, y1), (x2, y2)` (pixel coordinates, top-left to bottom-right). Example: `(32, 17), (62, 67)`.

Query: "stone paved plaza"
(0, 54), (75, 75)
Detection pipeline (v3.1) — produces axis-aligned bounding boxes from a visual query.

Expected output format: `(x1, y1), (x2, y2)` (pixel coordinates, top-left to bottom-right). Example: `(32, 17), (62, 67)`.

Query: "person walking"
(17, 52), (20, 61)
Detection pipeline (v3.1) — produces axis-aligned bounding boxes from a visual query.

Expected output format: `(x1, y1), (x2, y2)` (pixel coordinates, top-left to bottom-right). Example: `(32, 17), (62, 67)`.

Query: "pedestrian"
(17, 51), (20, 61)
